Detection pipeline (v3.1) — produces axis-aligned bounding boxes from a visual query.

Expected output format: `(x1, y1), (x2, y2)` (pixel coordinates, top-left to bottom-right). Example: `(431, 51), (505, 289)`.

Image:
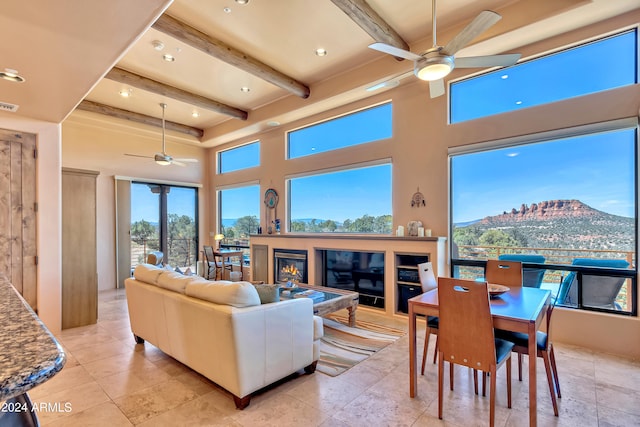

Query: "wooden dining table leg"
(409, 303), (417, 397)
(528, 322), (538, 426)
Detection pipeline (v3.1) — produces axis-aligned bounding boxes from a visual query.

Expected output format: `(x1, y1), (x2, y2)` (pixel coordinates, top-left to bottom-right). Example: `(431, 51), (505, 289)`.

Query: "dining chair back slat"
(437, 277), (513, 426)
(485, 260), (523, 288)
(438, 278), (496, 371)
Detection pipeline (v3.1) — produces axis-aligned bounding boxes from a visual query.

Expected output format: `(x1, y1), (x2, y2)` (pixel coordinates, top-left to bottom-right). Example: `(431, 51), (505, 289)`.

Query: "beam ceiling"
(152, 14), (311, 99)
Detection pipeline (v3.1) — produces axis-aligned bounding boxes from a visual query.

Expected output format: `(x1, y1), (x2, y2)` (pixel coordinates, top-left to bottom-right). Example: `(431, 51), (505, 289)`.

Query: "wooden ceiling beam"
(77, 100), (204, 139)
(106, 67), (248, 120)
(330, 0), (410, 56)
(152, 14), (311, 99)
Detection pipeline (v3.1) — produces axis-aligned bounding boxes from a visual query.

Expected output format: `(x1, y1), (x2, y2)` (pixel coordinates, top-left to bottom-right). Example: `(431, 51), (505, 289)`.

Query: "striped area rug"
(317, 316), (405, 377)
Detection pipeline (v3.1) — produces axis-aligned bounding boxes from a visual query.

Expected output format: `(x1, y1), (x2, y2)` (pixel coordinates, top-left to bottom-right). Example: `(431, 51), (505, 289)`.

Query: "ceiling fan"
(125, 103), (199, 167)
(368, 0), (521, 98)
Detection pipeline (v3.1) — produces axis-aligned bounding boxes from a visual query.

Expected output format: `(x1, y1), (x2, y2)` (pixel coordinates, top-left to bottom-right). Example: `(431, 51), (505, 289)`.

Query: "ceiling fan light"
(415, 56), (454, 81)
(155, 159), (171, 166)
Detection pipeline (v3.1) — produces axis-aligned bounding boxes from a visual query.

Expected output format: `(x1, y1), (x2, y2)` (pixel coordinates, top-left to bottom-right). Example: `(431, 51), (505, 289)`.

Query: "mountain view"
(453, 199), (635, 254)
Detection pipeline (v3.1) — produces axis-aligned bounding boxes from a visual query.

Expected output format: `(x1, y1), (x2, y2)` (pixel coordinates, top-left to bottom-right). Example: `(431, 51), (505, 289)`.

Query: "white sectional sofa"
(125, 264), (323, 409)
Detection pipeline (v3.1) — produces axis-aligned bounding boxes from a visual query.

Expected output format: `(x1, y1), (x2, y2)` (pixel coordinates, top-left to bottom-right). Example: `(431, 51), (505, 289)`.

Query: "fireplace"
(274, 249), (308, 284)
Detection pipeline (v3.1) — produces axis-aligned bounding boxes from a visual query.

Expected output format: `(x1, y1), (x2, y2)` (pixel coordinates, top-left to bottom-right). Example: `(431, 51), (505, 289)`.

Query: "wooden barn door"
(0, 128), (37, 310)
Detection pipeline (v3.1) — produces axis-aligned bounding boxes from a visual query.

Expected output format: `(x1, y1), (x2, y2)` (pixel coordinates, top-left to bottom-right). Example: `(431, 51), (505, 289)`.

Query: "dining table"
(214, 249), (245, 280)
(408, 285), (551, 427)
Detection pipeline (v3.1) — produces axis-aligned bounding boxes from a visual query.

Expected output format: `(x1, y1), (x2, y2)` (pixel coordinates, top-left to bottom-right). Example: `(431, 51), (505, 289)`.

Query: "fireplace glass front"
(274, 249), (308, 284)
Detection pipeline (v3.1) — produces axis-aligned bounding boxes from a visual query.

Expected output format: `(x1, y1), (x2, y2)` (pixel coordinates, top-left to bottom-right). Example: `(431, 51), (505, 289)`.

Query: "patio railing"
(454, 245), (636, 315)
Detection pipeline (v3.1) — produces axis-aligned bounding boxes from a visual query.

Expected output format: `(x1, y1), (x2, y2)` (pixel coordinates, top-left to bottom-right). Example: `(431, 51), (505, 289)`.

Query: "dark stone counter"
(0, 278), (65, 402)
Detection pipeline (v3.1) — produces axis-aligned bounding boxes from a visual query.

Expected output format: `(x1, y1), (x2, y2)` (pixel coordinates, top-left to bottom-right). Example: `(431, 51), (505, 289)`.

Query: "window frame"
(217, 140), (261, 174)
(449, 28), (639, 124)
(448, 118), (639, 316)
(286, 101), (393, 159)
(286, 159), (393, 234)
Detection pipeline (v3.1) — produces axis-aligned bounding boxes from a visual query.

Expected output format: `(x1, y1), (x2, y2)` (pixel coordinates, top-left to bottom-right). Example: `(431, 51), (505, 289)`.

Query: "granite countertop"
(0, 278), (65, 402)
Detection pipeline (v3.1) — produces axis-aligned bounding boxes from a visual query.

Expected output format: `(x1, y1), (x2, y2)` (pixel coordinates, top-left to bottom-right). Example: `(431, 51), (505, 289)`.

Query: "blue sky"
(451, 129), (636, 223)
(131, 183), (197, 222)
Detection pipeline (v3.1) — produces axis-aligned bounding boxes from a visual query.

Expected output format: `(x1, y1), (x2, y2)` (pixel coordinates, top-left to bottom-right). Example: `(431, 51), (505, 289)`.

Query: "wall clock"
(264, 188), (279, 209)
(264, 188), (279, 233)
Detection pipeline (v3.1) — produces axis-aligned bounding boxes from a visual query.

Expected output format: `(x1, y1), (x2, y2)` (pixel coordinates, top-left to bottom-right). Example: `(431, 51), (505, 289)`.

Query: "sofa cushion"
(156, 271), (195, 293)
(253, 283), (280, 304)
(185, 280), (260, 307)
(133, 264), (164, 285)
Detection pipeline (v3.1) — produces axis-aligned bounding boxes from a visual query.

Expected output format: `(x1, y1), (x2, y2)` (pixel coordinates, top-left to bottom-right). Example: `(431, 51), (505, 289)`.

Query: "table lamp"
(214, 233), (224, 250)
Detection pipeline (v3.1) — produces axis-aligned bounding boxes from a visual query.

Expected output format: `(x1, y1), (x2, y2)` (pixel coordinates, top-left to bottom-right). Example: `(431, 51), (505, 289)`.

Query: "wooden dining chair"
(485, 259), (523, 287)
(418, 262), (440, 375)
(438, 277), (514, 426)
(496, 300), (561, 416)
(203, 245), (232, 280)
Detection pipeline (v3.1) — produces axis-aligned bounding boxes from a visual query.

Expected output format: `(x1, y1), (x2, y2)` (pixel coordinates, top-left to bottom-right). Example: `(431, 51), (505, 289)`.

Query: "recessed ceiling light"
(240, 86), (250, 93)
(515, 100), (523, 105)
(119, 88), (132, 98)
(163, 54), (175, 62)
(0, 68), (25, 83)
(235, 0), (249, 4)
(315, 48), (327, 57)
(266, 120), (280, 127)
(223, 7), (232, 13)
(501, 74), (509, 79)
(192, 111), (200, 118)
(152, 40), (164, 51)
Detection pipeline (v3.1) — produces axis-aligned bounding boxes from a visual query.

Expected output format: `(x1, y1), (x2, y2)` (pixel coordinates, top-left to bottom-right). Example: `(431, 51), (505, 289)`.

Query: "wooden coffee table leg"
(347, 306), (357, 327)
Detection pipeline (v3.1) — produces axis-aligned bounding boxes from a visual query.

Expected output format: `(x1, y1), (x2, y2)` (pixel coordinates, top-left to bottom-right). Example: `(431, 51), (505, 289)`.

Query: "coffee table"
(280, 284), (359, 327)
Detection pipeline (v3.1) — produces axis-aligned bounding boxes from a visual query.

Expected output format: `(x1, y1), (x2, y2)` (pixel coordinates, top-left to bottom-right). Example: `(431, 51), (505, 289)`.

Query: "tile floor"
(29, 289), (640, 426)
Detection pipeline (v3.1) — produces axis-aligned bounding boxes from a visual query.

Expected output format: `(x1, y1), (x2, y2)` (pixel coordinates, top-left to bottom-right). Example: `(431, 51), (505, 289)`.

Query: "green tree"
(320, 219), (337, 232)
(453, 225), (482, 246)
(291, 220), (306, 232)
(235, 215), (259, 237)
(352, 214), (375, 232)
(167, 214), (196, 266)
(374, 215), (392, 233)
(478, 229), (519, 247)
(131, 219), (157, 245)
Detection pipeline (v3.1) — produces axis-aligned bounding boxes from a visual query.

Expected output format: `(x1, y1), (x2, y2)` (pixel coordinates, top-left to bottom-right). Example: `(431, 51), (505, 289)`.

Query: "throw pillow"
(133, 264), (164, 285)
(185, 280), (261, 307)
(157, 271), (192, 293)
(253, 283), (281, 304)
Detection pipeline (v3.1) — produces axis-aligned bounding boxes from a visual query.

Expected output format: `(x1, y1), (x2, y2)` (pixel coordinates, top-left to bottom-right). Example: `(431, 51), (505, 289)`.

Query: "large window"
(218, 184), (260, 250)
(287, 102), (392, 159)
(450, 29), (638, 123)
(218, 141), (260, 173)
(130, 182), (198, 271)
(288, 163), (392, 233)
(450, 121), (637, 315)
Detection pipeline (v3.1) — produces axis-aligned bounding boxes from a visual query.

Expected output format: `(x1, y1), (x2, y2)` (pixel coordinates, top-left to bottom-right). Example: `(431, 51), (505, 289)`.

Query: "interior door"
(0, 128), (37, 309)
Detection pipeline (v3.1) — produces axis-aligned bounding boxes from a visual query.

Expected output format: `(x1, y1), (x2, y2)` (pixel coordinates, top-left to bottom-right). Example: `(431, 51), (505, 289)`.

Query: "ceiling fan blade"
(173, 158), (199, 163)
(366, 70), (413, 92)
(171, 160), (187, 167)
(124, 153), (153, 159)
(442, 10), (501, 56)
(429, 79), (445, 99)
(369, 42), (422, 61)
(455, 53), (521, 68)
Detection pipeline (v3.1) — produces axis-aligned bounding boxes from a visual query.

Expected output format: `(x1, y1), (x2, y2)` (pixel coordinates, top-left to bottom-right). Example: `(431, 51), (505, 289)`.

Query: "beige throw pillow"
(185, 280), (260, 307)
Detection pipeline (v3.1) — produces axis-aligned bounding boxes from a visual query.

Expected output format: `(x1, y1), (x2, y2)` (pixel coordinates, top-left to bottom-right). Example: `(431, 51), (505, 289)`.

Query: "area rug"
(317, 316), (405, 377)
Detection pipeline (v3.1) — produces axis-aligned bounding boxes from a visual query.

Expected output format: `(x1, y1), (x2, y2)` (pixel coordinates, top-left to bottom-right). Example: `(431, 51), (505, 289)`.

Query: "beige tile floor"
(29, 289), (640, 426)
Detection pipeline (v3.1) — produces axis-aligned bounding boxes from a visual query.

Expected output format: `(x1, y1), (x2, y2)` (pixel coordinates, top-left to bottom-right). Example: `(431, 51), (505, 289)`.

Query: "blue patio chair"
(557, 258), (630, 310)
(498, 254), (546, 288)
